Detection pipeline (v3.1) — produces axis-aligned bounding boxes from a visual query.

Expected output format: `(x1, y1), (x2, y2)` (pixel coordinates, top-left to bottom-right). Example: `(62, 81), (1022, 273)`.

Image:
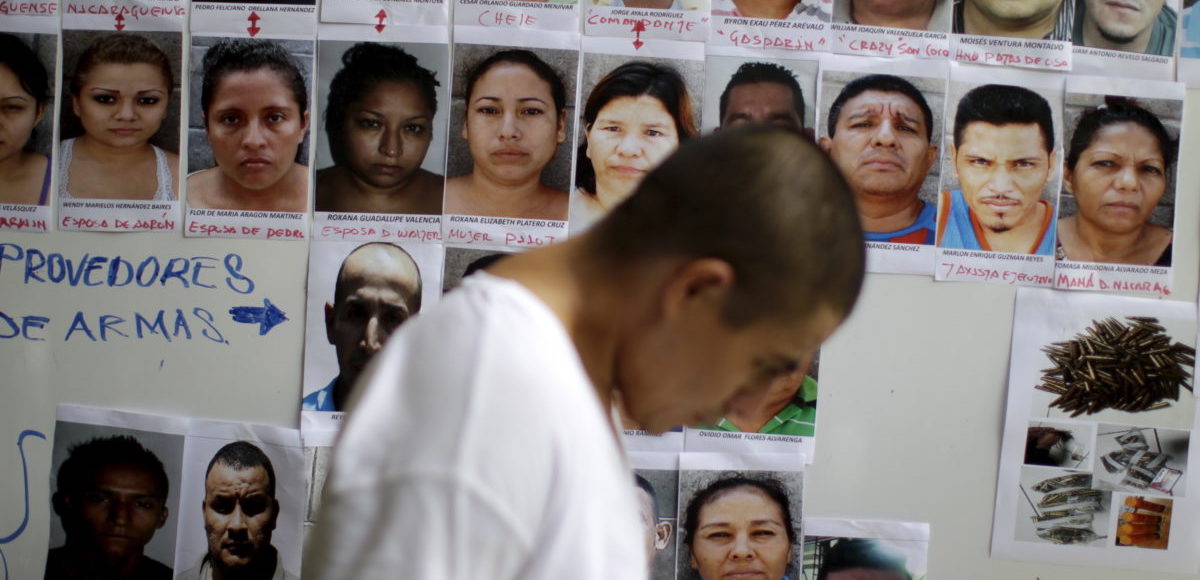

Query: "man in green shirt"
(701, 354), (818, 436)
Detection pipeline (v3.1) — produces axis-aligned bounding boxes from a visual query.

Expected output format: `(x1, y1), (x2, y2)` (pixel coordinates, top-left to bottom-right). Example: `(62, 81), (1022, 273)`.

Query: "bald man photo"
(303, 242), (423, 412)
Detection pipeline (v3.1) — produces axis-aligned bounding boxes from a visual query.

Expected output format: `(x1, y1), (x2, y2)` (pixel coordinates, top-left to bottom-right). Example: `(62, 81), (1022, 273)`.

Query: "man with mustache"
(47, 436), (172, 579)
(180, 441), (295, 580)
(820, 74), (939, 245)
(303, 242), (422, 412)
(937, 84), (1057, 255)
(1073, 0), (1176, 54)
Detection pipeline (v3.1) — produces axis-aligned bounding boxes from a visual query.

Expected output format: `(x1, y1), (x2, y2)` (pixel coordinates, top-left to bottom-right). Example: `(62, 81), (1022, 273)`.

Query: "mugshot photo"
(633, 468), (680, 580)
(951, 0), (1074, 40)
(0, 33), (56, 206)
(676, 470), (804, 580)
(47, 420), (186, 579)
(701, 56), (816, 136)
(444, 43), (579, 221)
(313, 40), (449, 216)
(833, 0), (952, 31)
(1072, 0), (1179, 55)
(802, 536), (926, 579)
(58, 30), (183, 202)
(186, 37), (313, 213)
(1055, 94), (1180, 267)
(173, 437), (303, 579)
(937, 80), (1063, 255)
(819, 70), (945, 245)
(571, 52), (702, 232)
(302, 240), (445, 413)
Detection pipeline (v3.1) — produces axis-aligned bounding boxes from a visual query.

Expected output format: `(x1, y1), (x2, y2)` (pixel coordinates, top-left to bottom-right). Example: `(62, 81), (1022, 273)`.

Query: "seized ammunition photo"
(1036, 526), (1100, 544)
(1036, 317), (1196, 416)
(1032, 473), (1092, 493)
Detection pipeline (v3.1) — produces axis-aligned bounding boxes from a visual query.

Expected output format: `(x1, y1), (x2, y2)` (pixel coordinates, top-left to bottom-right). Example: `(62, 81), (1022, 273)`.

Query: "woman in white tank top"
(59, 34), (179, 201)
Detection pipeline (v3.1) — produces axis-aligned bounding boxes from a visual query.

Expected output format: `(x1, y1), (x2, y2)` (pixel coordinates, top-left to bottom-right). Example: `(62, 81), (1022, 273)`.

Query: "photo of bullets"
(1116, 496), (1171, 549)
(1036, 317), (1196, 416)
(1031, 473), (1092, 493)
(1096, 426), (1186, 495)
(1024, 473), (1109, 545)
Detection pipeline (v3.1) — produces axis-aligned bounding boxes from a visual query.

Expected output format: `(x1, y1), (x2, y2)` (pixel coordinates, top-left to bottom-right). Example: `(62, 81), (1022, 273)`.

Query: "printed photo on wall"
(1015, 466), (1113, 547)
(1095, 424), (1188, 496)
(571, 44), (703, 234)
(947, 0), (1073, 71)
(802, 517), (931, 579)
(631, 451), (680, 580)
(829, 0), (951, 58)
(314, 39), (448, 219)
(46, 405), (188, 579)
(676, 452), (804, 580)
(0, 31), (56, 233)
(934, 65), (1063, 286)
(1071, 0), (1178, 78)
(1052, 76), (1182, 298)
(683, 349), (821, 462)
(992, 287), (1200, 572)
(442, 38), (578, 249)
(57, 29), (183, 232)
(174, 421), (303, 579)
(700, 53), (816, 137)
(301, 240), (445, 429)
(817, 55), (947, 275)
(184, 37), (314, 240)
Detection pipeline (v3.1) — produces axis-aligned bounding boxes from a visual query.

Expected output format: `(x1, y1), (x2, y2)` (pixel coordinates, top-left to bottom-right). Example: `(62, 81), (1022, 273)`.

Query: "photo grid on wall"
(4, 0), (1197, 574)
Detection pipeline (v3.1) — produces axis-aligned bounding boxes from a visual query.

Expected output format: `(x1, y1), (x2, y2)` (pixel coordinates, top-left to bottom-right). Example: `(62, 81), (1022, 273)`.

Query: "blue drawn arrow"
(229, 298), (288, 335)
(1, 429), (47, 580)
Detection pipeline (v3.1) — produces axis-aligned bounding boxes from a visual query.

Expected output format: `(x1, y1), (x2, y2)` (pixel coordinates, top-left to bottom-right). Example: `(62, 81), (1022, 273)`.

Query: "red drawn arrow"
(632, 19), (646, 50)
(114, 13), (125, 31)
(247, 11), (261, 37)
(375, 9), (387, 33)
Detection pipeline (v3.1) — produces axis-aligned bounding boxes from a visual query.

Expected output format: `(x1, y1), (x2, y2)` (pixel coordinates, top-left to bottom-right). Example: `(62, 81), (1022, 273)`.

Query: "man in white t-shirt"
(303, 126), (866, 580)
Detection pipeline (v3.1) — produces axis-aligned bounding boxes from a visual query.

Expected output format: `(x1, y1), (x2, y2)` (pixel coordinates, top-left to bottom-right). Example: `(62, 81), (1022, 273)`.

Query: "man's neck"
(211, 547), (278, 580)
(856, 191), (925, 234)
(963, 0), (1060, 37)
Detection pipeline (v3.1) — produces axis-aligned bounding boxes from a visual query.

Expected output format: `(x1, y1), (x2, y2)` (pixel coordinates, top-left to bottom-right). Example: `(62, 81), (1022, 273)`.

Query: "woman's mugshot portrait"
(1056, 97), (1178, 267)
(315, 42), (446, 216)
(0, 33), (53, 205)
(444, 46), (576, 221)
(59, 32), (180, 202)
(571, 60), (698, 232)
(680, 474), (801, 580)
(187, 38), (311, 213)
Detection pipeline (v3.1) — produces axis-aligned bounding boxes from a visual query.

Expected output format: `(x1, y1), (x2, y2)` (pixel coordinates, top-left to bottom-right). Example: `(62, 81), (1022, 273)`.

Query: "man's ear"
(924, 144), (938, 172)
(52, 491), (71, 517)
(654, 521), (673, 550)
(268, 498), (280, 531)
(818, 135), (832, 154)
(1062, 162), (1074, 194)
(659, 258), (736, 321)
(157, 504), (169, 529)
(325, 301), (336, 344)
